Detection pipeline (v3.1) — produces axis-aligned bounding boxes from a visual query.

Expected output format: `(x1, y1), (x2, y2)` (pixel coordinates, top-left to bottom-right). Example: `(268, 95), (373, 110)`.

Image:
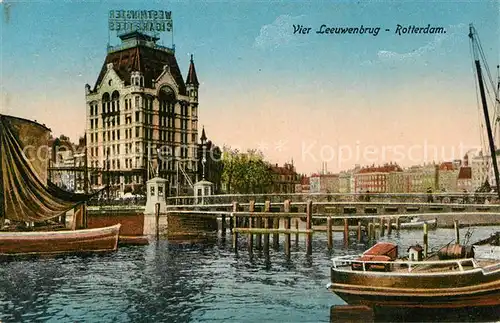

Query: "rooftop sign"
(108, 10), (173, 34)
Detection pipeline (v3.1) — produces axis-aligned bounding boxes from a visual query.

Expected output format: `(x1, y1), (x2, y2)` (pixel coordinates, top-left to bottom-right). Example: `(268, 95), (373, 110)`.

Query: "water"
(1, 226), (499, 323)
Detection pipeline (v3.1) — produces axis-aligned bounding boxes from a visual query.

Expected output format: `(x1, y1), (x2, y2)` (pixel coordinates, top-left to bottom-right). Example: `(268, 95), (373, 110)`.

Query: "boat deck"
(334, 255), (499, 274)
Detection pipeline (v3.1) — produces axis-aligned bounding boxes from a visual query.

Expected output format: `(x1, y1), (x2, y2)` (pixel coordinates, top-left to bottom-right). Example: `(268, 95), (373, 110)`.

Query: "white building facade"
(85, 32), (199, 196)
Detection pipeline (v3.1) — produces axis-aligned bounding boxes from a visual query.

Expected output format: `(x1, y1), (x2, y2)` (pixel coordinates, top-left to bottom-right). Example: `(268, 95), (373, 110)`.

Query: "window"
(158, 186), (163, 197)
(151, 186), (155, 196)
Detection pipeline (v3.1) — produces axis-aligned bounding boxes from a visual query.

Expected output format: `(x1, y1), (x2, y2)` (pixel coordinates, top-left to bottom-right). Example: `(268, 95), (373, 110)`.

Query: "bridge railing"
(165, 192), (499, 206)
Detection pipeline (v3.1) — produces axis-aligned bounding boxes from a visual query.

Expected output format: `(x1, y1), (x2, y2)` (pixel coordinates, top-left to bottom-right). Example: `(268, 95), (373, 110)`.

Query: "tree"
(221, 147), (273, 194)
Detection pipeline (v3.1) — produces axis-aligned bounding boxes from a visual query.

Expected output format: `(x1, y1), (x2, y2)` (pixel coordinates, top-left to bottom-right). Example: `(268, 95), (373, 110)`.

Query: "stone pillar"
(144, 177), (169, 236)
(193, 180), (214, 205)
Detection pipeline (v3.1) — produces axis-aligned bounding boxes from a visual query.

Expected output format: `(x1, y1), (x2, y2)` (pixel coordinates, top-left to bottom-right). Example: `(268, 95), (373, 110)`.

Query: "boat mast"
(469, 24), (500, 199)
(0, 118), (3, 223)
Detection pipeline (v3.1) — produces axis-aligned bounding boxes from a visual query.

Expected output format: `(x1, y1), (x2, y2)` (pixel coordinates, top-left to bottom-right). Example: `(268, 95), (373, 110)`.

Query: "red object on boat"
(363, 242), (398, 260)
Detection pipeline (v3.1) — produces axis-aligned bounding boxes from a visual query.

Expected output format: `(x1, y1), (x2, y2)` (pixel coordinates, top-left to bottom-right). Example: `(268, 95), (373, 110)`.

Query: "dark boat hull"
(329, 263), (500, 310)
(0, 224), (121, 258)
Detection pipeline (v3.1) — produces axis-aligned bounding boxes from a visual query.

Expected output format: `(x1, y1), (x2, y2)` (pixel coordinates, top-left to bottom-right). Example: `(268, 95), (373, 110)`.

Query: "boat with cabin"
(327, 24), (500, 318)
(327, 242), (500, 311)
(0, 114), (120, 258)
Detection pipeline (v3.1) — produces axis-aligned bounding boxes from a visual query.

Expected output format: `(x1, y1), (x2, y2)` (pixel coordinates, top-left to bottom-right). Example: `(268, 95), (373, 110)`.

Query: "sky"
(1, 0), (499, 174)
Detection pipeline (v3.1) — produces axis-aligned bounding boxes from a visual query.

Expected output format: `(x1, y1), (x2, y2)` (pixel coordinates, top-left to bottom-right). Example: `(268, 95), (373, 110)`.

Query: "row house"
(269, 163), (300, 193)
(354, 163), (403, 193)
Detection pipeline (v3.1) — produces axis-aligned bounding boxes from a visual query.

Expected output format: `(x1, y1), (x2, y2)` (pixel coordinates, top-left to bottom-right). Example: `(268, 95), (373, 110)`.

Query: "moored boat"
(327, 242), (500, 311)
(391, 216), (438, 230)
(0, 224), (121, 258)
(0, 114), (121, 258)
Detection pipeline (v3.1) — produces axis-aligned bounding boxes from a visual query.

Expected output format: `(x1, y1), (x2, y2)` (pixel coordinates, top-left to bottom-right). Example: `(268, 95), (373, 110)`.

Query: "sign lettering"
(108, 10), (173, 34)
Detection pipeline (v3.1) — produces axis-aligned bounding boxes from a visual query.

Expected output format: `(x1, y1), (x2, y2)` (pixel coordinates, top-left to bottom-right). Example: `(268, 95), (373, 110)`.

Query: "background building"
(197, 128), (223, 194)
(85, 31), (200, 197)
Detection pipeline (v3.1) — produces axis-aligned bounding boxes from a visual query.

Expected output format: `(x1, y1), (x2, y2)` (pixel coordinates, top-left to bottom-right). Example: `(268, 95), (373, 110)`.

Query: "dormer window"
(131, 71), (144, 87)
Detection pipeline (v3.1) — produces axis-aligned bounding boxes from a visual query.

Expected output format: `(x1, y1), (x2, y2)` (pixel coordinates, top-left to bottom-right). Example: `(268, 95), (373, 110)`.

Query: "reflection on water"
(0, 226), (498, 323)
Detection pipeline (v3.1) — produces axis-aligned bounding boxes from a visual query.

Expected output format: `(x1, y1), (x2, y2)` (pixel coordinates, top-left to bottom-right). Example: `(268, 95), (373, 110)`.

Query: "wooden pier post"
(380, 217), (385, 237)
(263, 201), (270, 254)
(306, 200), (313, 256)
(343, 218), (349, 246)
(357, 221), (362, 242)
(295, 218), (299, 247)
(396, 216), (401, 231)
(155, 203), (160, 241)
(232, 202), (239, 252)
(273, 209), (280, 250)
(248, 201), (255, 253)
(387, 217), (392, 235)
(454, 219), (460, 245)
(221, 214), (226, 235)
(284, 200), (291, 258)
(327, 216), (333, 250)
(368, 223), (375, 240)
(255, 214), (262, 250)
(423, 222), (428, 258)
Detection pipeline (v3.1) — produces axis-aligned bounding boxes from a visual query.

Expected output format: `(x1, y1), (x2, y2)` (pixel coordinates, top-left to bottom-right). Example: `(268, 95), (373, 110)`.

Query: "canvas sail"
(0, 114), (92, 223)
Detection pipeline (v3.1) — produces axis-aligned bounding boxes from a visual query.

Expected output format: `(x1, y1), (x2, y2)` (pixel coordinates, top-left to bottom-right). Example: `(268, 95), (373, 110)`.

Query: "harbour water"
(1, 226), (499, 323)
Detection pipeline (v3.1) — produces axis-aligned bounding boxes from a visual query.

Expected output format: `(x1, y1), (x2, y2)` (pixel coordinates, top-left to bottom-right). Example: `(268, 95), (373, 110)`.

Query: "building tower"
(85, 31), (199, 197)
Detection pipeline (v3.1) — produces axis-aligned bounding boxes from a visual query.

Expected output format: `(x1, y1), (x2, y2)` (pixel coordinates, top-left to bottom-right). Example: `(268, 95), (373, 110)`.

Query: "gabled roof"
(94, 45), (186, 95)
(186, 54), (199, 86)
(439, 162), (455, 171)
(458, 166), (472, 180)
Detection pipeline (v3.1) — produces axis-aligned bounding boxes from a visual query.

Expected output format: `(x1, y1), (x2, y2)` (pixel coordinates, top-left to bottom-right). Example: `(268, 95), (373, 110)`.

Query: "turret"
(186, 54), (199, 102)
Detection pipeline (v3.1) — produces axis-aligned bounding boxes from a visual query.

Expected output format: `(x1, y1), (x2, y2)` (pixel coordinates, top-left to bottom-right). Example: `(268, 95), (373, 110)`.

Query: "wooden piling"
(357, 221), (362, 242)
(380, 217), (385, 237)
(248, 201), (255, 253)
(295, 218), (299, 247)
(368, 223), (374, 240)
(264, 201), (270, 254)
(343, 218), (349, 246)
(396, 216), (401, 230)
(454, 219), (460, 245)
(423, 222), (428, 258)
(327, 216), (333, 250)
(232, 202), (239, 251)
(232, 201), (239, 228)
(284, 200), (291, 258)
(387, 217), (392, 235)
(306, 200), (313, 255)
(256, 215), (262, 250)
(221, 214), (226, 234)
(155, 203), (160, 241)
(272, 211), (280, 250)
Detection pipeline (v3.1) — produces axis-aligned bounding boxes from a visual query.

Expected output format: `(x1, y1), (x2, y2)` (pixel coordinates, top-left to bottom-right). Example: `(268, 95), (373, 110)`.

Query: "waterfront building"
(197, 127), (223, 194)
(471, 151), (489, 190)
(354, 163), (403, 193)
(403, 163), (438, 193)
(437, 161), (459, 192)
(457, 154), (473, 192)
(48, 135), (87, 192)
(295, 175), (310, 193)
(338, 171), (352, 193)
(85, 31), (199, 197)
(309, 174), (320, 193)
(268, 163), (300, 193)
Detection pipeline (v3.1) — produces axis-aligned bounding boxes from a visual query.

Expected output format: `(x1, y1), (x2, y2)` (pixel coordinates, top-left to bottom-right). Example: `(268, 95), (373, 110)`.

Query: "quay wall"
(87, 210), (144, 236)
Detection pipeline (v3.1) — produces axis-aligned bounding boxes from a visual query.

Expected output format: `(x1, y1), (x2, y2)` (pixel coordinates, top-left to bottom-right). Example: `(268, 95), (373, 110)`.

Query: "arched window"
(112, 91), (120, 112)
(159, 86), (175, 118)
(102, 93), (110, 114)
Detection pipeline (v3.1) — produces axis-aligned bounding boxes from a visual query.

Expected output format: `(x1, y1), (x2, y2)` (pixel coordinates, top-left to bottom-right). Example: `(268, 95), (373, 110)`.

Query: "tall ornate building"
(85, 31), (199, 196)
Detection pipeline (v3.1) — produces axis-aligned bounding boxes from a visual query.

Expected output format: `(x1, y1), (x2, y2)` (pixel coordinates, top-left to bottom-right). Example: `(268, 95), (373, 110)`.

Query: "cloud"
(363, 23), (467, 65)
(253, 14), (304, 50)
